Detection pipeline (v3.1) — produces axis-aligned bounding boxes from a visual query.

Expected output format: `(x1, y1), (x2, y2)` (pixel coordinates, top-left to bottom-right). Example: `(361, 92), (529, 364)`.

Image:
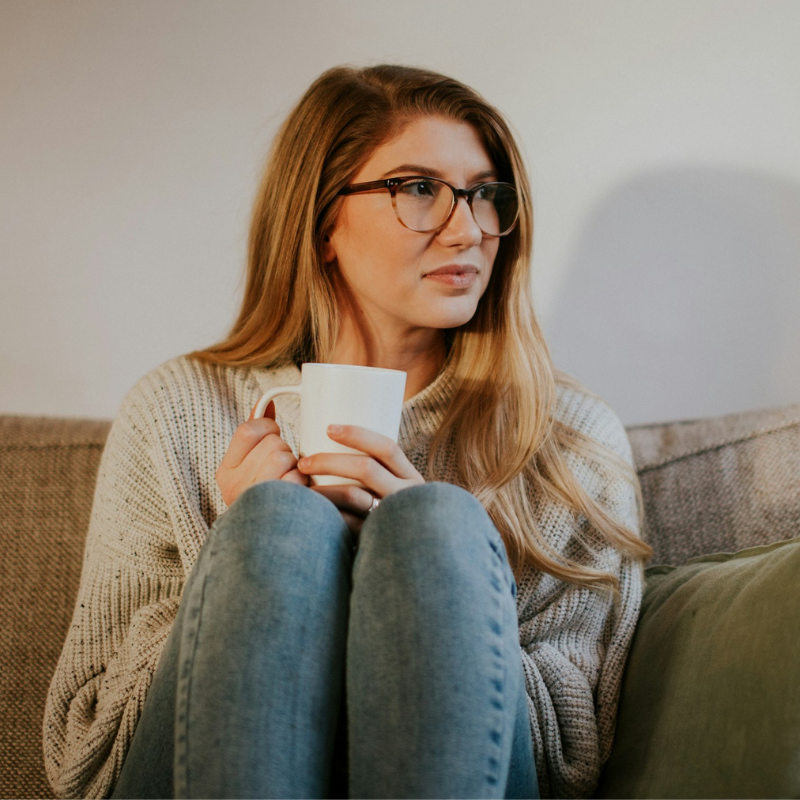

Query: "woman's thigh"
(111, 480), (354, 799)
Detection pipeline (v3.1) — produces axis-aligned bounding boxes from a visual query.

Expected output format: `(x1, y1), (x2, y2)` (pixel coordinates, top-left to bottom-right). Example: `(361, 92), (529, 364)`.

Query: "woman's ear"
(321, 230), (336, 264)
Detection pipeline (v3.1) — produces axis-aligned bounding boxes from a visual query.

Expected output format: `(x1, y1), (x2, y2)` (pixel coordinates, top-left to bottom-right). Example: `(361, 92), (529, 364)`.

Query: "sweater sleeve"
(42, 380), (187, 799)
(516, 394), (644, 799)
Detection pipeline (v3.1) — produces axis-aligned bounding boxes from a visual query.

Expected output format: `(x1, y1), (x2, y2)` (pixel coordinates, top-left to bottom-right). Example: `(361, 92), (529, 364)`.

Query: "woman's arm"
(42, 381), (186, 800)
(517, 394), (644, 799)
(518, 556), (642, 798)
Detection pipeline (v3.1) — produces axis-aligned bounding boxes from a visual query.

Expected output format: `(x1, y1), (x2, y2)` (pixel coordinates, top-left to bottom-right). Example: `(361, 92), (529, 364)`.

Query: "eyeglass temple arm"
(338, 179), (399, 196)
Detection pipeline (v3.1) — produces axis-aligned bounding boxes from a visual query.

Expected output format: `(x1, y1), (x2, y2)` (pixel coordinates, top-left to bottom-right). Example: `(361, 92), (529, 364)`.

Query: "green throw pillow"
(596, 537), (800, 799)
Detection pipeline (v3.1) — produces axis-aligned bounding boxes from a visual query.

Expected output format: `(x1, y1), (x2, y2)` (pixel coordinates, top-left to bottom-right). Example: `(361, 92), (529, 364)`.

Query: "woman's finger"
(311, 484), (376, 516)
(311, 486), (367, 536)
(299, 452), (397, 497)
(219, 418), (282, 469)
(242, 429), (294, 465)
(280, 468), (310, 487)
(248, 399), (276, 421)
(326, 424), (421, 480)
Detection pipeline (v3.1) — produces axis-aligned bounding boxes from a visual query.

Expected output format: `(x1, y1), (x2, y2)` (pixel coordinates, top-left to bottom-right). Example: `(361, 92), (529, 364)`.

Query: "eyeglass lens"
(394, 179), (518, 236)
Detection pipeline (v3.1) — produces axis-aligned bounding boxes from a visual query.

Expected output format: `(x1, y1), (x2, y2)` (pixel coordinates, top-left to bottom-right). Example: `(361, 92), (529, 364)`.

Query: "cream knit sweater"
(43, 355), (643, 799)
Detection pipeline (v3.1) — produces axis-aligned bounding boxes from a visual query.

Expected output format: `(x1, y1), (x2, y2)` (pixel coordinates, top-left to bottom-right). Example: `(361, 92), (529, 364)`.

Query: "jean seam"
(487, 534), (518, 600)
(174, 536), (217, 797)
(486, 555), (512, 791)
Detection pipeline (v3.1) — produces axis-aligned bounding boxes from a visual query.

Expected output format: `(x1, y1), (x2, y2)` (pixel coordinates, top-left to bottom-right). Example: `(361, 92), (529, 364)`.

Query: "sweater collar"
(397, 357), (456, 445)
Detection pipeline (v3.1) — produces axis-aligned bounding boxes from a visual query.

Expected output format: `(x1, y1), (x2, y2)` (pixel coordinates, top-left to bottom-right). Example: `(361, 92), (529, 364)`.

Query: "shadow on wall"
(544, 167), (800, 426)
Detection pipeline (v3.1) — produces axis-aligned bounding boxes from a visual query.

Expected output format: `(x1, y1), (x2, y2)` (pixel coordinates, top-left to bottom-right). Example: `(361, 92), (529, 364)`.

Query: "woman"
(43, 64), (651, 799)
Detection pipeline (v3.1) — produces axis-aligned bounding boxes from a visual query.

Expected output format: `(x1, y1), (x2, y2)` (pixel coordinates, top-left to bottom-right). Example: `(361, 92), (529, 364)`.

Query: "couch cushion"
(596, 536), (800, 799)
(0, 416), (111, 800)
(627, 403), (800, 565)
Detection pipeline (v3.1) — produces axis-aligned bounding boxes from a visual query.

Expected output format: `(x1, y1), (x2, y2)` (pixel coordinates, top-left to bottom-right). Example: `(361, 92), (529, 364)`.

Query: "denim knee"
(360, 481), (516, 596)
(220, 480), (340, 534)
(368, 481), (500, 549)
(377, 480), (484, 523)
(207, 480), (351, 583)
(227, 478), (332, 517)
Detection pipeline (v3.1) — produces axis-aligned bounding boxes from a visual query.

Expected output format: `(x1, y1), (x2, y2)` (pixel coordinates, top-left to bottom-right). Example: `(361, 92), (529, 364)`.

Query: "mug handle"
(252, 385), (302, 419)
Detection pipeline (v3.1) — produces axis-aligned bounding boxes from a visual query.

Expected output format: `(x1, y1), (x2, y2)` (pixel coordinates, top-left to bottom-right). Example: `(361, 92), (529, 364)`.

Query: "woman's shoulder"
(119, 355), (297, 427)
(553, 373), (633, 466)
(119, 355), (243, 421)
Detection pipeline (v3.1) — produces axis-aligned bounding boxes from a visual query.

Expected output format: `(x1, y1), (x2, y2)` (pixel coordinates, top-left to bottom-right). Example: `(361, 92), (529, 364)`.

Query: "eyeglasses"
(338, 176), (519, 237)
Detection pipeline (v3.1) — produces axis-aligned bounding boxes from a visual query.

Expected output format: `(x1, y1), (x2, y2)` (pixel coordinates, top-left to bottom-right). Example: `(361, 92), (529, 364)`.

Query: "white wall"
(2, 0), (799, 424)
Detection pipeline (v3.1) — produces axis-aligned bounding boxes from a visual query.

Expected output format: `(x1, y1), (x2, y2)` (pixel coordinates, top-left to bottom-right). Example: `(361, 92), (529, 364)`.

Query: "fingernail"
(298, 457), (309, 468)
(328, 424), (343, 436)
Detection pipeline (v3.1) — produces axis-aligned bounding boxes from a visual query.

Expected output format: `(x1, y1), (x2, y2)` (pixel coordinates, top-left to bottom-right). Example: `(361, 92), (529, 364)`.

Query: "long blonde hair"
(187, 64), (652, 591)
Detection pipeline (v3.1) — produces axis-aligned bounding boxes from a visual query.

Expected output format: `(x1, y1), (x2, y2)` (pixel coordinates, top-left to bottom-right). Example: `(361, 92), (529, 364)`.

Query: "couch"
(1, 404), (799, 799)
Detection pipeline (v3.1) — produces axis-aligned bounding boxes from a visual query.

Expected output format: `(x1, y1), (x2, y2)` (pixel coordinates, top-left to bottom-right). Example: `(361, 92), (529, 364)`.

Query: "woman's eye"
(475, 184), (497, 201)
(405, 180), (436, 197)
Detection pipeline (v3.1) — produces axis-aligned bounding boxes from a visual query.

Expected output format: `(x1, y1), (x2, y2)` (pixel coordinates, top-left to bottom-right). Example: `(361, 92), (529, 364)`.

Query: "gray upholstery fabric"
(1, 404), (798, 799)
(627, 403), (800, 565)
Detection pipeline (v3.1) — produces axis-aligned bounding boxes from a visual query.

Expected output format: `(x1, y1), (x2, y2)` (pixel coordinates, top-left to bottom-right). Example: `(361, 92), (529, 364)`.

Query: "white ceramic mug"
(252, 362), (407, 486)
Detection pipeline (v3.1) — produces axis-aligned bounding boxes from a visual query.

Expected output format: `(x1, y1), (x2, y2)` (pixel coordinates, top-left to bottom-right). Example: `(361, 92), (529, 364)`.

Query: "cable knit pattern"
(43, 355), (642, 799)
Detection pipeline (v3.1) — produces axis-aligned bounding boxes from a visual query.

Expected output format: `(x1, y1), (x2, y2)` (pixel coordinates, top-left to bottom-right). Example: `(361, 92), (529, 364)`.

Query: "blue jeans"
(110, 481), (539, 799)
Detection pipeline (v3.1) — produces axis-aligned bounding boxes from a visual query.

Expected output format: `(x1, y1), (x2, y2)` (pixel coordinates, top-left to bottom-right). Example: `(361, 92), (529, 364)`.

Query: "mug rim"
(302, 362), (406, 375)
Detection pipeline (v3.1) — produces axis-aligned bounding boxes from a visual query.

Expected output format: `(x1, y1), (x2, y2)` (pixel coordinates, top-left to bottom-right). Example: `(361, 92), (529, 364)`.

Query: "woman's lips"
(424, 267), (478, 288)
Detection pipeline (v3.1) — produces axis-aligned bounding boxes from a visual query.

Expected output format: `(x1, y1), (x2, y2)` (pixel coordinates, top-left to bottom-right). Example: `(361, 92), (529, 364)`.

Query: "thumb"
(249, 399), (276, 421)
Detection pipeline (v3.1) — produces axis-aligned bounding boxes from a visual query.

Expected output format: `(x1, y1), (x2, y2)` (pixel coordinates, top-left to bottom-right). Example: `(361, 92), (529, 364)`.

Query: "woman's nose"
(437, 196), (483, 247)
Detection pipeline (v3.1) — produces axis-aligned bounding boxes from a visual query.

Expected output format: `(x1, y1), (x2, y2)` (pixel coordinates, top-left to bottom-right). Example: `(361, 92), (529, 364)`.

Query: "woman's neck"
(328, 327), (448, 402)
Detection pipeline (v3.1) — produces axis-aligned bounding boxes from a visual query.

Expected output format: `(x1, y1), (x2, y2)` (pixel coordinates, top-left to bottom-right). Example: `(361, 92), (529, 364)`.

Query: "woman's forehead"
(353, 116), (495, 182)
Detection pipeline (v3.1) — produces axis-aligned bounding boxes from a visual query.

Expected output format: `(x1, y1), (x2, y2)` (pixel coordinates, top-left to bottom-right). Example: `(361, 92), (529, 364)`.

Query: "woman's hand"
(215, 401), (309, 507)
(297, 424), (425, 534)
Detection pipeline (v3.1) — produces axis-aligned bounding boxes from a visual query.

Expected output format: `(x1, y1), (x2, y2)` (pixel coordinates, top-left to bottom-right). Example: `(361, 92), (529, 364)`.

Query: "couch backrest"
(1, 404), (799, 799)
(627, 402), (800, 564)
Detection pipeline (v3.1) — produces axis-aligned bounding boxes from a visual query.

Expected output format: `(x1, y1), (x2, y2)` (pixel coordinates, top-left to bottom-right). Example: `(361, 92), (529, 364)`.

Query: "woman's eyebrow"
(381, 164), (498, 182)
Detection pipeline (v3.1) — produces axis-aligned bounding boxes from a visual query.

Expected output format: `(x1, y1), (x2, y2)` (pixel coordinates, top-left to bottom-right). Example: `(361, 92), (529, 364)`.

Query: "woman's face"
(325, 115), (501, 338)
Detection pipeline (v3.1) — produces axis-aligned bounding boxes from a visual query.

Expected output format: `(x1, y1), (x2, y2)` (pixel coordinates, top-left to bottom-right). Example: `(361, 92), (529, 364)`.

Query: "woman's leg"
(346, 482), (538, 799)
(504, 675), (539, 800)
(110, 592), (182, 799)
(111, 480), (354, 799)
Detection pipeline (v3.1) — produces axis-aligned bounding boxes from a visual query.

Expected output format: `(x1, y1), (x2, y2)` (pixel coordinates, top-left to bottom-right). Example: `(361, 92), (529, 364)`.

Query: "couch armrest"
(0, 415), (111, 800)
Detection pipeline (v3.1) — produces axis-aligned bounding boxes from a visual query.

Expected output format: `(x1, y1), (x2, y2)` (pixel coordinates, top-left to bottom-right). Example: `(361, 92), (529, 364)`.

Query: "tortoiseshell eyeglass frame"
(337, 176), (519, 237)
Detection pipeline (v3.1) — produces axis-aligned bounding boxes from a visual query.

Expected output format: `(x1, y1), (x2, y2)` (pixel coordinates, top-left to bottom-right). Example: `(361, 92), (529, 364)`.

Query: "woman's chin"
(417, 306), (479, 330)
(391, 291), (482, 331)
